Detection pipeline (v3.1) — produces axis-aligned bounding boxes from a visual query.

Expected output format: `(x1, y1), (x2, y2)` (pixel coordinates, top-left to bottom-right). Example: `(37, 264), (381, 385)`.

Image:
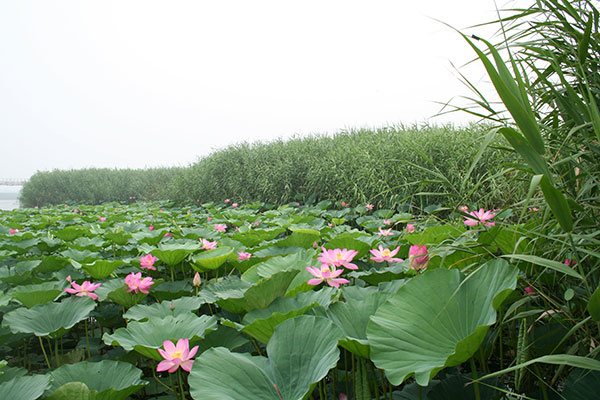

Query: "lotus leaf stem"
(38, 336), (51, 369)
(470, 358), (481, 400)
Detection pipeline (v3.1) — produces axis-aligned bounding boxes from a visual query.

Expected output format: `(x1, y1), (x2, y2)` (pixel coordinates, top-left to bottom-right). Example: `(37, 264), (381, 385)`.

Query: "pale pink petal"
(180, 359), (194, 372)
(187, 345), (199, 359)
(163, 340), (176, 354)
(307, 278), (324, 286)
(157, 360), (174, 372)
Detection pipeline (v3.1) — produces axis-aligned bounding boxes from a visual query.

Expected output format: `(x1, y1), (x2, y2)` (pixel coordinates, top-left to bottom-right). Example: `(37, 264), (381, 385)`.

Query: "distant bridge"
(0, 179), (27, 186)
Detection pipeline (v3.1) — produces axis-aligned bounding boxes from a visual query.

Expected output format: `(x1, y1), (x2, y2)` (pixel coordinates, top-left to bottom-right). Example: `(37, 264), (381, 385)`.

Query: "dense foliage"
(19, 125), (525, 210)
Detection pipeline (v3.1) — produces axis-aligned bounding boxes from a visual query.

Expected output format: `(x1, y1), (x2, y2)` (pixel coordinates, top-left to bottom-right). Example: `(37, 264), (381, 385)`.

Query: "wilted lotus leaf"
(103, 313), (217, 360)
(367, 259), (517, 386)
(189, 316), (342, 400)
(0, 374), (51, 400)
(10, 281), (64, 308)
(48, 360), (148, 400)
(81, 259), (125, 279)
(2, 296), (96, 338)
(191, 246), (235, 272)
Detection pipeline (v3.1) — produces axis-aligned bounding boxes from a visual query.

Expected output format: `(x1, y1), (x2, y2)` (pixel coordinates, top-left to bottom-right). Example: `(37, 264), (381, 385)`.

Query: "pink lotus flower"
(34, 206), (38, 209)
(9, 229), (18, 234)
(125, 272), (154, 294)
(98, 216), (106, 222)
(157, 338), (199, 373)
(366, 203), (374, 211)
(318, 247), (359, 270)
(74, 209), (79, 213)
(64, 277), (102, 300)
(328, 223), (333, 228)
(459, 205), (469, 213)
(524, 286), (535, 295)
(254, 221), (259, 226)
(377, 227), (394, 237)
(370, 245), (403, 263)
(148, 225), (154, 231)
(140, 254), (157, 270)
(237, 251), (252, 261)
(405, 223), (415, 233)
(224, 198), (231, 204)
(463, 208), (496, 227)
(564, 258), (576, 266)
(207, 217), (212, 222)
(383, 219), (392, 226)
(163, 232), (173, 238)
(214, 224), (227, 232)
(341, 201), (348, 207)
(200, 238), (217, 250)
(409, 245), (429, 272)
(306, 266), (350, 288)
(232, 203), (238, 208)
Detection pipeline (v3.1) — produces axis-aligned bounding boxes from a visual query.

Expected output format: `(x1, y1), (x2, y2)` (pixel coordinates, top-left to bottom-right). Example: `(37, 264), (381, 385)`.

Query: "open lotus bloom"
(125, 272), (154, 294)
(377, 227), (394, 236)
(317, 247), (358, 270)
(139, 254), (157, 270)
(408, 245), (429, 272)
(463, 208), (496, 227)
(237, 251), (252, 261)
(64, 279), (102, 300)
(370, 245), (403, 263)
(306, 266), (350, 288)
(200, 238), (218, 250)
(157, 338), (199, 373)
(213, 224), (227, 232)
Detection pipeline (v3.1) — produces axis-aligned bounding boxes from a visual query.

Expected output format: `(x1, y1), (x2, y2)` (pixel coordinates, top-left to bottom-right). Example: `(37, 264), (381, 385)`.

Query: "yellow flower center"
(171, 350), (183, 359)
(336, 253), (344, 260)
(382, 249), (391, 257)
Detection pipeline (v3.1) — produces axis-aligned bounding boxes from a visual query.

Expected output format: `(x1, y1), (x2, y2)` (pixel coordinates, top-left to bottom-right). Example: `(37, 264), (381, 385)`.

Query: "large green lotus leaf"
(152, 242), (200, 266)
(327, 285), (396, 358)
(404, 224), (465, 245)
(55, 226), (90, 241)
(0, 366), (27, 383)
(61, 249), (100, 263)
(124, 296), (204, 321)
(324, 231), (376, 258)
(34, 255), (70, 274)
(10, 282), (64, 308)
(130, 231), (164, 246)
(81, 260), (125, 279)
(193, 324), (250, 355)
(36, 237), (63, 253)
(242, 269), (299, 312)
(106, 280), (163, 309)
(230, 227), (286, 247)
(348, 260), (409, 285)
(4, 238), (40, 253)
(200, 275), (250, 305)
(252, 245), (304, 258)
(242, 249), (315, 283)
(103, 313), (217, 360)
(191, 246), (235, 272)
(93, 278), (123, 302)
(275, 227), (320, 249)
(367, 259), (518, 386)
(190, 315), (342, 400)
(151, 280), (196, 302)
(0, 374), (51, 400)
(241, 287), (336, 343)
(72, 236), (106, 251)
(45, 382), (91, 400)
(48, 360), (147, 400)
(104, 231), (132, 246)
(2, 296), (96, 338)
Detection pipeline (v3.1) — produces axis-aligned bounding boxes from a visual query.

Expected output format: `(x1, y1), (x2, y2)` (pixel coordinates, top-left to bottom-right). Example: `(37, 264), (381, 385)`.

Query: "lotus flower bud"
(409, 245), (429, 272)
(193, 272), (202, 287)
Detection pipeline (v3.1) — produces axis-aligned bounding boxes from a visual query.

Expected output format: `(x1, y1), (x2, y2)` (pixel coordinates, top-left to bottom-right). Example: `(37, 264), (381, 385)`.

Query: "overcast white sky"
(0, 1), (527, 180)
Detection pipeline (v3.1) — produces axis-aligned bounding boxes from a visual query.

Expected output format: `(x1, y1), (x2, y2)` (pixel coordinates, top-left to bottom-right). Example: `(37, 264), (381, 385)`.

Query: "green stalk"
(38, 336), (51, 369)
(152, 368), (174, 393)
(178, 369), (185, 400)
(470, 358), (481, 400)
(54, 338), (60, 367)
(344, 350), (349, 398)
(85, 319), (92, 360)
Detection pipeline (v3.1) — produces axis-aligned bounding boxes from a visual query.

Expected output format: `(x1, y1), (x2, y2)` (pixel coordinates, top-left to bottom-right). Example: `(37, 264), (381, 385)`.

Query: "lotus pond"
(0, 200), (597, 399)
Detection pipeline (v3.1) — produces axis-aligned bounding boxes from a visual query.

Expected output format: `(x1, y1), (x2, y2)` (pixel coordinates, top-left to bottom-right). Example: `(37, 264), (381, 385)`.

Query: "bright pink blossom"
(383, 219), (392, 226)
(200, 238), (217, 250)
(156, 338), (199, 373)
(463, 208), (496, 227)
(377, 227), (394, 237)
(306, 266), (350, 288)
(148, 225), (154, 231)
(341, 201), (348, 207)
(163, 232), (173, 238)
(366, 203), (374, 211)
(409, 245), (429, 272)
(459, 205), (469, 213)
(64, 278), (102, 300)
(9, 229), (18, 234)
(214, 224), (227, 232)
(125, 272), (154, 294)
(318, 247), (358, 270)
(139, 254), (157, 270)
(237, 251), (252, 261)
(564, 258), (576, 266)
(224, 198), (231, 204)
(232, 203), (238, 208)
(524, 286), (535, 295)
(370, 245), (403, 263)
(98, 216), (106, 222)
(405, 223), (415, 233)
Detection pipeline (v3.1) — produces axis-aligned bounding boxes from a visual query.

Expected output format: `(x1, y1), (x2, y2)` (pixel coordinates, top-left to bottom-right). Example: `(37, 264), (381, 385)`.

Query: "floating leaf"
(10, 282), (64, 308)
(0, 375), (51, 400)
(81, 260), (125, 279)
(191, 246), (235, 271)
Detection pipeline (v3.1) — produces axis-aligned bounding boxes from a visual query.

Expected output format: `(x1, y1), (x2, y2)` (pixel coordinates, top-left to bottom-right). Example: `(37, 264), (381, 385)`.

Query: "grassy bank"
(20, 124), (525, 209)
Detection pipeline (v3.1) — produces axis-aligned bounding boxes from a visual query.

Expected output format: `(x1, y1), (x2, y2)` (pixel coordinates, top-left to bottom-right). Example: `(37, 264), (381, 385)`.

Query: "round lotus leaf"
(48, 360), (148, 400)
(191, 246), (235, 272)
(367, 259), (518, 386)
(2, 296), (96, 338)
(55, 226), (90, 241)
(103, 313), (217, 360)
(81, 260), (125, 279)
(10, 282), (64, 308)
(0, 374), (51, 400)
(152, 242), (200, 266)
(190, 315), (342, 400)
(124, 296), (204, 321)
